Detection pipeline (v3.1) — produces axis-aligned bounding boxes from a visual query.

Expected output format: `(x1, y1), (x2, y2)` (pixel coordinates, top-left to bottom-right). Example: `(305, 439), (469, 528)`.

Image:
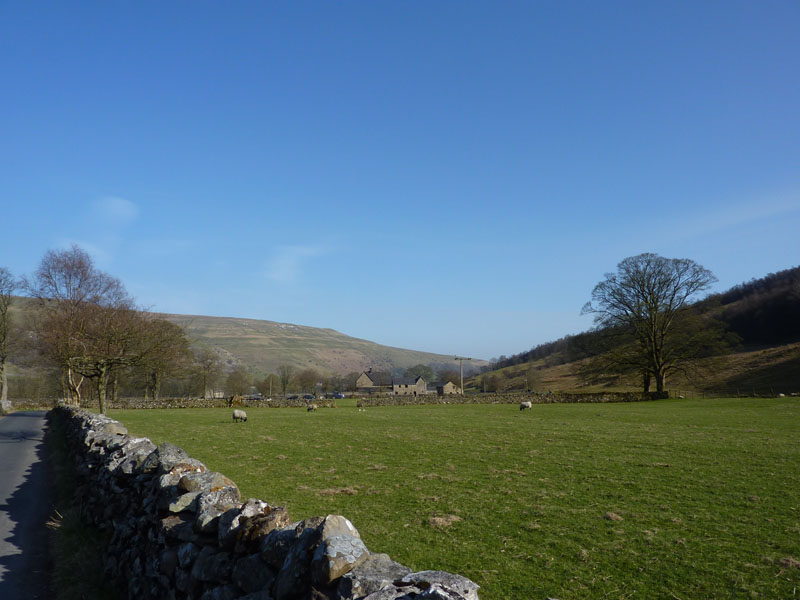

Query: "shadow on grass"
(722, 354), (800, 393)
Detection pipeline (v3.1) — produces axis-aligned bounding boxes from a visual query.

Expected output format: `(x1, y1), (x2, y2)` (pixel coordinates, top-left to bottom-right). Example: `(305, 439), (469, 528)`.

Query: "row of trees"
(227, 367), (357, 398)
(1, 246), (195, 413)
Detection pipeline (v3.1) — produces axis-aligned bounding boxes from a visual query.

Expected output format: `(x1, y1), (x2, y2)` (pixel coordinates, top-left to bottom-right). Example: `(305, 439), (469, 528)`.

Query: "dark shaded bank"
(0, 411), (52, 600)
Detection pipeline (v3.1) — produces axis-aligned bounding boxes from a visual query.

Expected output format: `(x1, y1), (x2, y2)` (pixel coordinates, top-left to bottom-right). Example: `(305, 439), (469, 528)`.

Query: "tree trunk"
(153, 372), (162, 402)
(642, 371), (651, 393)
(0, 361), (9, 413)
(0, 361), (7, 402)
(67, 367), (83, 406)
(97, 365), (108, 414)
(112, 374), (119, 405)
(655, 371), (666, 393)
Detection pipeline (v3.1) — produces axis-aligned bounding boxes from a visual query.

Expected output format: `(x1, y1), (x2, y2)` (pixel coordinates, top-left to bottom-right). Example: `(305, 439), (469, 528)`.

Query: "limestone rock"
(179, 471), (238, 494)
(168, 491), (201, 514)
(241, 498), (272, 517)
(318, 515), (360, 542)
(199, 485), (242, 515)
(260, 526), (301, 570)
(141, 442), (189, 474)
(272, 518), (325, 600)
(177, 542), (200, 569)
(232, 553), (275, 594)
(337, 553), (411, 599)
(399, 571), (479, 600)
(110, 437), (157, 474)
(199, 583), (238, 600)
(196, 503), (239, 535)
(218, 507), (244, 551)
(238, 592), (273, 600)
(361, 587), (413, 600)
(235, 506), (292, 554)
(191, 546), (233, 584)
(159, 549), (178, 577)
(161, 514), (200, 543)
(312, 534), (369, 586)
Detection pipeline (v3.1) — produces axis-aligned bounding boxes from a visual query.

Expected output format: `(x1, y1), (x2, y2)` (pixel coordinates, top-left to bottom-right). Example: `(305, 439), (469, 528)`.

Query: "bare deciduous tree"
(277, 364), (295, 396)
(225, 366), (252, 397)
(256, 373), (280, 398)
(24, 245), (139, 409)
(295, 368), (320, 394)
(193, 347), (222, 399)
(582, 253), (717, 392)
(136, 319), (191, 402)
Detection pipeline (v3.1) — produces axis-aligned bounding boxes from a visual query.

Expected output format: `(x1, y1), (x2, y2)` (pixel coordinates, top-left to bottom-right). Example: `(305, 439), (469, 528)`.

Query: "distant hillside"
(161, 312), (487, 377)
(469, 342), (800, 395)
(489, 265), (800, 371)
(474, 265), (800, 394)
(7, 296), (486, 377)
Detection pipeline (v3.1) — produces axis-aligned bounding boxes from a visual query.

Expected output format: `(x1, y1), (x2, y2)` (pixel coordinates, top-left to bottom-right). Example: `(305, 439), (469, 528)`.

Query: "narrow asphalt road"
(0, 411), (51, 600)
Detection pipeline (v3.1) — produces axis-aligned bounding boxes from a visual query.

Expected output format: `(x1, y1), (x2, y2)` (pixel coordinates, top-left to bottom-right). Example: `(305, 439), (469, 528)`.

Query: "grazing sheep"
(232, 409), (248, 422)
(307, 403), (318, 412)
(520, 401), (532, 411)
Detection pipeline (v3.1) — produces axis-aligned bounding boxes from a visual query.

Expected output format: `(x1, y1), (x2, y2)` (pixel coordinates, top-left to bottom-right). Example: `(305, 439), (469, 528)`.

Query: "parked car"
(333, 392), (345, 399)
(303, 394), (315, 400)
(287, 394), (299, 400)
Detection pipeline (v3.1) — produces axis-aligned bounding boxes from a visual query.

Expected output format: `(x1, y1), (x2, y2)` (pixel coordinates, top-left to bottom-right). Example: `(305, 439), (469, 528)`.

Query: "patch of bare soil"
(428, 514), (462, 529)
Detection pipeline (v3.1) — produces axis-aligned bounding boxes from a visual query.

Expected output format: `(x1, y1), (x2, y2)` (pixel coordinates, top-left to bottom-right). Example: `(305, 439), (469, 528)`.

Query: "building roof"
(361, 370), (393, 386)
(393, 376), (424, 386)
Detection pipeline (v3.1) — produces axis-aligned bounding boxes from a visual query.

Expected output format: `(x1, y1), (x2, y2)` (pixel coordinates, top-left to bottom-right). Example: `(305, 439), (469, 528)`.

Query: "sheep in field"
(232, 409), (248, 422)
(307, 403), (318, 412)
(520, 401), (532, 411)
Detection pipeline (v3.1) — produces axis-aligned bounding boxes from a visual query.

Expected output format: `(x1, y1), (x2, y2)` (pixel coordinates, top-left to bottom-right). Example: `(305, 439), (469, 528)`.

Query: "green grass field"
(111, 398), (800, 599)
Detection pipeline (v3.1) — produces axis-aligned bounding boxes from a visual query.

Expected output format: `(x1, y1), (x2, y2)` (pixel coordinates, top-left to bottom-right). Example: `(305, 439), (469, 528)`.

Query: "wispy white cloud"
(681, 189), (800, 239)
(265, 245), (326, 283)
(94, 196), (139, 226)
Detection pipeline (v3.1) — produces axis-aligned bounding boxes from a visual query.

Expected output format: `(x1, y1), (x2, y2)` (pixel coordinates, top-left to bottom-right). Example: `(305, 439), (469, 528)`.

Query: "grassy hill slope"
(469, 342), (800, 395)
(473, 265), (800, 395)
(6, 297), (487, 379)
(162, 312), (486, 377)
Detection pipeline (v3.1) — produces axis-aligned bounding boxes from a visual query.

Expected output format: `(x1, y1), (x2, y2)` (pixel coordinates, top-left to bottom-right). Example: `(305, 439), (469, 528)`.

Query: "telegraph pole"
(454, 356), (472, 395)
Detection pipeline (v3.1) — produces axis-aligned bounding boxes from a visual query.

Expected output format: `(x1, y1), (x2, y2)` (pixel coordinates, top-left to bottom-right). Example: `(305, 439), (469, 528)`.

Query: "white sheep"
(232, 409), (248, 422)
(519, 401), (532, 411)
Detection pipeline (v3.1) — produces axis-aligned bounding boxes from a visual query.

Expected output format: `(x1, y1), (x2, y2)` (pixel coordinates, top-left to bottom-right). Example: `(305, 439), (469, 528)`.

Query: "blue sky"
(1, 1), (798, 360)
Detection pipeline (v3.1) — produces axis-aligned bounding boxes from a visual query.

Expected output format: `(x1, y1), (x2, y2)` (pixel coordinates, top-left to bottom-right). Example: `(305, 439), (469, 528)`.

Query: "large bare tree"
(582, 253), (717, 392)
(295, 368), (320, 394)
(225, 366), (252, 397)
(193, 347), (222, 399)
(276, 364), (295, 396)
(134, 319), (191, 402)
(24, 245), (130, 405)
(0, 267), (17, 412)
(24, 245), (162, 413)
(256, 373), (280, 398)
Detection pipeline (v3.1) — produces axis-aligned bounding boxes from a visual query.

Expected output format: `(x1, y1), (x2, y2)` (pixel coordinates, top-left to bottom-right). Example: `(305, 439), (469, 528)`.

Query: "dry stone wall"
(49, 406), (479, 600)
(105, 397), (337, 410)
(357, 391), (669, 407)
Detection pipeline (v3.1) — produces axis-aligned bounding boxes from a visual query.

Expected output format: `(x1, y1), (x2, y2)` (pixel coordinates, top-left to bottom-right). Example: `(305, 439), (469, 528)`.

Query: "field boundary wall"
(356, 391), (669, 407)
(48, 405), (480, 600)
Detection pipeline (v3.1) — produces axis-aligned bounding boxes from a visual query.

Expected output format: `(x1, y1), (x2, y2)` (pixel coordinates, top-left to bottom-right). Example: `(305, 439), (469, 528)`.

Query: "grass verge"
(46, 418), (117, 600)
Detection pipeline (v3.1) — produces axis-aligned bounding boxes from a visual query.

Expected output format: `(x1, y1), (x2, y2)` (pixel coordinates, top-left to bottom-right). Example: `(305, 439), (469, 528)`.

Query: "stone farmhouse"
(356, 370), (427, 396)
(435, 381), (462, 396)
